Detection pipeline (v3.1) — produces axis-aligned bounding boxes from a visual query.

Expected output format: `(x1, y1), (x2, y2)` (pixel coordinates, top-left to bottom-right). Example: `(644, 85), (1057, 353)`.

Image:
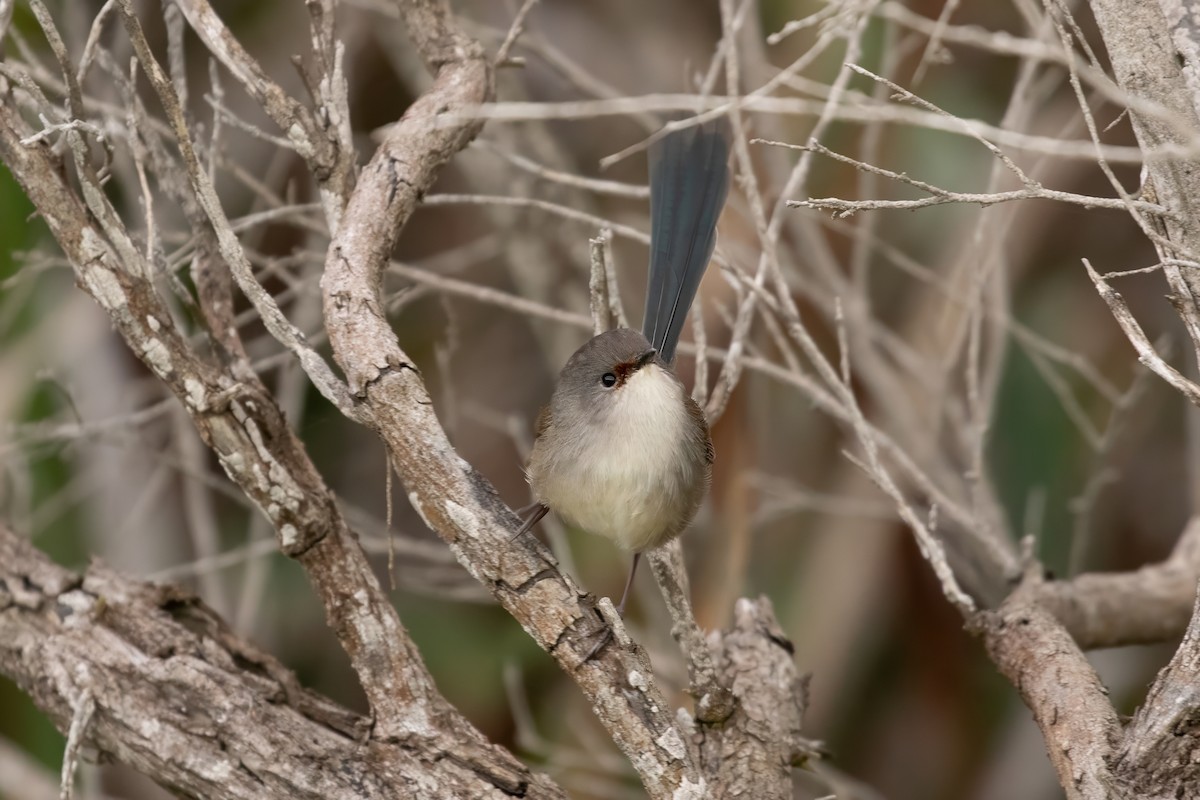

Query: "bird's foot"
(509, 503), (549, 543)
(582, 626), (614, 661)
(578, 596), (627, 664)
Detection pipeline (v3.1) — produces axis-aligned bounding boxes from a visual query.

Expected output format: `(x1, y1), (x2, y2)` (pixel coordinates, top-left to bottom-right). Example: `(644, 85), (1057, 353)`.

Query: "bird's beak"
(635, 348), (657, 370)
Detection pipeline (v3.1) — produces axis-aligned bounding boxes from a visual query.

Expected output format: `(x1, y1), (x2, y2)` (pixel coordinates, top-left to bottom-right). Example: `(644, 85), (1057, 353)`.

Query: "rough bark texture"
(1090, 0), (1200, 358)
(976, 599), (1124, 800)
(1159, 0), (1200, 125)
(695, 598), (812, 800)
(0, 0), (813, 794)
(0, 97), (535, 786)
(0, 524), (559, 799)
(1113, 589), (1200, 797)
(1082, 4), (1200, 792)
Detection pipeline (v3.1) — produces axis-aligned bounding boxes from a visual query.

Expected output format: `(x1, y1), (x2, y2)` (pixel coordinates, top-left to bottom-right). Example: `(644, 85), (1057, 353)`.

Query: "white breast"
(533, 365), (704, 552)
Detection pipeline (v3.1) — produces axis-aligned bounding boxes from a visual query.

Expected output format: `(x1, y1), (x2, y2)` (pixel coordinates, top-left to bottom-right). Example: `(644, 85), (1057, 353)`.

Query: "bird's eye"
(601, 372), (617, 388)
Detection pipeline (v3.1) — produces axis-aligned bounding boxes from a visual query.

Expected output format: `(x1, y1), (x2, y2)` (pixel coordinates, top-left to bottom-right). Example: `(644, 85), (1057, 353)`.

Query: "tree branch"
(170, 0), (332, 171)
(695, 598), (817, 797)
(0, 35), (529, 780)
(1089, 0), (1200, 368)
(1035, 517), (1200, 649)
(647, 544), (734, 725)
(0, 523), (562, 799)
(974, 598), (1124, 800)
(1113, 582), (1200, 796)
(317, 3), (714, 796)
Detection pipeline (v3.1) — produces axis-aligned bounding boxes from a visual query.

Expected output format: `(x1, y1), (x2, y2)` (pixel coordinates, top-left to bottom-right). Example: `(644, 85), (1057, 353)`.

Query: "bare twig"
(1082, 258), (1200, 407)
(170, 0), (331, 168)
(495, 0), (539, 66)
(778, 134), (1164, 216)
(59, 690), (94, 800)
(647, 543), (734, 724)
(599, 228), (628, 329)
(469, 94), (1154, 163)
(116, 0), (357, 417)
(588, 231), (612, 335)
(911, 0), (961, 85)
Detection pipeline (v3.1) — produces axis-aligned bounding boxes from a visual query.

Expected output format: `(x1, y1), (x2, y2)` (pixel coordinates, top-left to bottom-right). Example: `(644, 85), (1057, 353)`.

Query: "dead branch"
(0, 522), (560, 799)
(1113, 586), (1200, 796)
(0, 2), (534, 783)
(1036, 518), (1200, 649)
(1086, 0), (1200, 367)
(974, 597), (1124, 800)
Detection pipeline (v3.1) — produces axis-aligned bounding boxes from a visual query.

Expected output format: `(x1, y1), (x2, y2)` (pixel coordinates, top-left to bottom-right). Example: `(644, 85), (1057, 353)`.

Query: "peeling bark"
(0, 524), (561, 800)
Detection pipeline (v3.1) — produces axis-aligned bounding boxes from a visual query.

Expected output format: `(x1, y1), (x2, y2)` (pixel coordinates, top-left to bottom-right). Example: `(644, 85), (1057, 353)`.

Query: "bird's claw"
(581, 625), (614, 662)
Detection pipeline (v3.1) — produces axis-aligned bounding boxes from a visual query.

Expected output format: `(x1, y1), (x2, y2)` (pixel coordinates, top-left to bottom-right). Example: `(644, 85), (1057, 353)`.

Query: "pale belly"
(539, 447), (699, 551)
(530, 367), (707, 552)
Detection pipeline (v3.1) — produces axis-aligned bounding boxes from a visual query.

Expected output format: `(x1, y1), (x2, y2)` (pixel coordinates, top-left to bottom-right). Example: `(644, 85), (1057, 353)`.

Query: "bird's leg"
(582, 552), (643, 661)
(513, 501), (543, 518)
(615, 552), (641, 617)
(510, 503), (549, 543)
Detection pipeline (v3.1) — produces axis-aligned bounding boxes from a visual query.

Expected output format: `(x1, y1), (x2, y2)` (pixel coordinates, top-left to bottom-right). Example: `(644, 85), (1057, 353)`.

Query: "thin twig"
(1082, 258), (1200, 406)
(59, 690), (95, 800)
(495, 0), (539, 66)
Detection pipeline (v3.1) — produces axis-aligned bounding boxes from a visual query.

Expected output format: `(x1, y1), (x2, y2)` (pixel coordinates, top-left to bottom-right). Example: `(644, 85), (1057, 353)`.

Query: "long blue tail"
(643, 120), (731, 365)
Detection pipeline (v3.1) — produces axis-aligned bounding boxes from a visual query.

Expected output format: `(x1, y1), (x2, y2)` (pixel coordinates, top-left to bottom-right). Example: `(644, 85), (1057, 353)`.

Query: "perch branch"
(319, 1), (717, 796)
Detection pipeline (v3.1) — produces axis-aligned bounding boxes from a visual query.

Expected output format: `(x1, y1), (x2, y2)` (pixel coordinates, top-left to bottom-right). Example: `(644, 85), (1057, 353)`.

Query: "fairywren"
(519, 120), (731, 614)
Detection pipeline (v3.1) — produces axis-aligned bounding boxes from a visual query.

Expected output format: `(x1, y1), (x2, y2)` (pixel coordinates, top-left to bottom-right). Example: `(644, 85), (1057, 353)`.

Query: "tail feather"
(643, 120), (731, 364)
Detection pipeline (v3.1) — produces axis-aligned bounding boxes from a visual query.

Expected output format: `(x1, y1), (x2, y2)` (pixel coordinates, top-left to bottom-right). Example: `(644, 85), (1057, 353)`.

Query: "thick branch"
(696, 598), (815, 800)
(0, 524), (561, 799)
(1113, 585), (1200, 797)
(1089, 0), (1200, 362)
(974, 599), (1124, 800)
(397, 0), (481, 70)
(1035, 517), (1200, 649)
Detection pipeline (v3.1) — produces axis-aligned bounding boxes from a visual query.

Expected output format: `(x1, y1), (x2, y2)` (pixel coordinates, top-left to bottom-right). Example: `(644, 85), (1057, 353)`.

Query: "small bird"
(518, 120), (731, 614)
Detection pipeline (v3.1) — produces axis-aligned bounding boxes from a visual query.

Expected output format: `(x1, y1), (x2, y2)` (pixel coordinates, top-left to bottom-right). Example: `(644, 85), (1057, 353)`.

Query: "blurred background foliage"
(0, 0), (1186, 798)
